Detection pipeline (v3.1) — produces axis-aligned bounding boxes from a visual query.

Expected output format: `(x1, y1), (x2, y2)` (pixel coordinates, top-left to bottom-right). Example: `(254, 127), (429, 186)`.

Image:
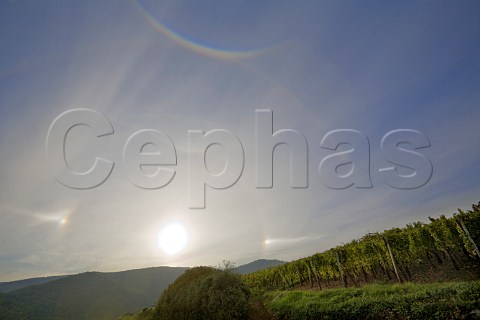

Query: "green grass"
(264, 281), (480, 320)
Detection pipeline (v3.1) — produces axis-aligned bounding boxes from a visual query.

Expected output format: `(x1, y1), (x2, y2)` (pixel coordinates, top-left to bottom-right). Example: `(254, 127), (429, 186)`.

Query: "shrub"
(152, 266), (250, 320)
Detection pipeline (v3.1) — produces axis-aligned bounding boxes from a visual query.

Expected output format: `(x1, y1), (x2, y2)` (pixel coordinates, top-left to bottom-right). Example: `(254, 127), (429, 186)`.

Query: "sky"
(0, 0), (479, 282)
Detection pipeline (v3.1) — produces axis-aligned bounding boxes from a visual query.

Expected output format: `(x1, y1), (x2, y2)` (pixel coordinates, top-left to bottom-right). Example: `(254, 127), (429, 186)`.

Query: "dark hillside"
(236, 259), (286, 275)
(0, 276), (66, 293)
(0, 267), (186, 320)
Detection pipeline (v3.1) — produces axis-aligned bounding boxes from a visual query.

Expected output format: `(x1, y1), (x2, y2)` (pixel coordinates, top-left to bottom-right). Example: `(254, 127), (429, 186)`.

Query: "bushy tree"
(151, 266), (250, 320)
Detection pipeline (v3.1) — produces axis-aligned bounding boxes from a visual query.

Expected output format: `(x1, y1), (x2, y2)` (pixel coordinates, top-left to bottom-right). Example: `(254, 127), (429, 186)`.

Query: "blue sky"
(0, 0), (479, 281)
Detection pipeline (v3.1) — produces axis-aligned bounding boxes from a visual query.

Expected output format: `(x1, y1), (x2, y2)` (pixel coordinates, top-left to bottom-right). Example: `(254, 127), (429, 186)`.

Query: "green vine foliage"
(243, 203), (480, 291)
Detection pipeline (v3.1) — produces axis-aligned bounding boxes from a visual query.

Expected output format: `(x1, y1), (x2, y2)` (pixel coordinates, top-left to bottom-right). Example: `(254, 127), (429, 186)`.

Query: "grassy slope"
(264, 281), (480, 320)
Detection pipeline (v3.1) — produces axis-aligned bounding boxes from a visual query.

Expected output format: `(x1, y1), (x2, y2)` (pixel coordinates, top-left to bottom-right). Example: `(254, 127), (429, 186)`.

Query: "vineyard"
(243, 203), (480, 291)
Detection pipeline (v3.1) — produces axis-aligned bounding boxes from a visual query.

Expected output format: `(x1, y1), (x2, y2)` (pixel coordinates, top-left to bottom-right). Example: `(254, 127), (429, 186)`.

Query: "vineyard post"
(370, 233), (402, 283)
(383, 236), (402, 283)
(456, 218), (480, 258)
(335, 251), (347, 288)
(311, 261), (323, 290)
(304, 259), (314, 288)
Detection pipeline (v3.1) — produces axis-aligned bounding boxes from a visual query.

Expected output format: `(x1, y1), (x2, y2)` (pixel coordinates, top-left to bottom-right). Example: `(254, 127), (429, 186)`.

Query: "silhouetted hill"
(0, 260), (285, 320)
(0, 276), (66, 293)
(235, 259), (286, 274)
(0, 266), (186, 320)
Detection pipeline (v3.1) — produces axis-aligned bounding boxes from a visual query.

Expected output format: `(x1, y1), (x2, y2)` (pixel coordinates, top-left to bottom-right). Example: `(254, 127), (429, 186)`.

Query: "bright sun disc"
(158, 223), (188, 255)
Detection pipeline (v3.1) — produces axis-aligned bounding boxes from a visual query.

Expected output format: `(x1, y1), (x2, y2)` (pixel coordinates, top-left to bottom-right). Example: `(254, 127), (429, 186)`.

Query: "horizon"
(1, 1), (480, 282)
(1, 202), (476, 283)
(0, 257), (286, 283)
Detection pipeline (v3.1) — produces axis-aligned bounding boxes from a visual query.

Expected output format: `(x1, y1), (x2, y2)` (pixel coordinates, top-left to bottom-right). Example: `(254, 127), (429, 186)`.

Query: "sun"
(158, 223), (189, 255)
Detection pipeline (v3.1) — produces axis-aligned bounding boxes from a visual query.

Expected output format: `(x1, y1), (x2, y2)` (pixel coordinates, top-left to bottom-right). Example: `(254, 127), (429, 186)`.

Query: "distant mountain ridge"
(0, 259), (285, 293)
(0, 275), (67, 293)
(0, 266), (187, 320)
(235, 259), (286, 274)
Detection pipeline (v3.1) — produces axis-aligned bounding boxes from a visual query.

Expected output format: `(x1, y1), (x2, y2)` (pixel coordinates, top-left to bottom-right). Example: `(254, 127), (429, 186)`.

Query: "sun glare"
(158, 223), (188, 255)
